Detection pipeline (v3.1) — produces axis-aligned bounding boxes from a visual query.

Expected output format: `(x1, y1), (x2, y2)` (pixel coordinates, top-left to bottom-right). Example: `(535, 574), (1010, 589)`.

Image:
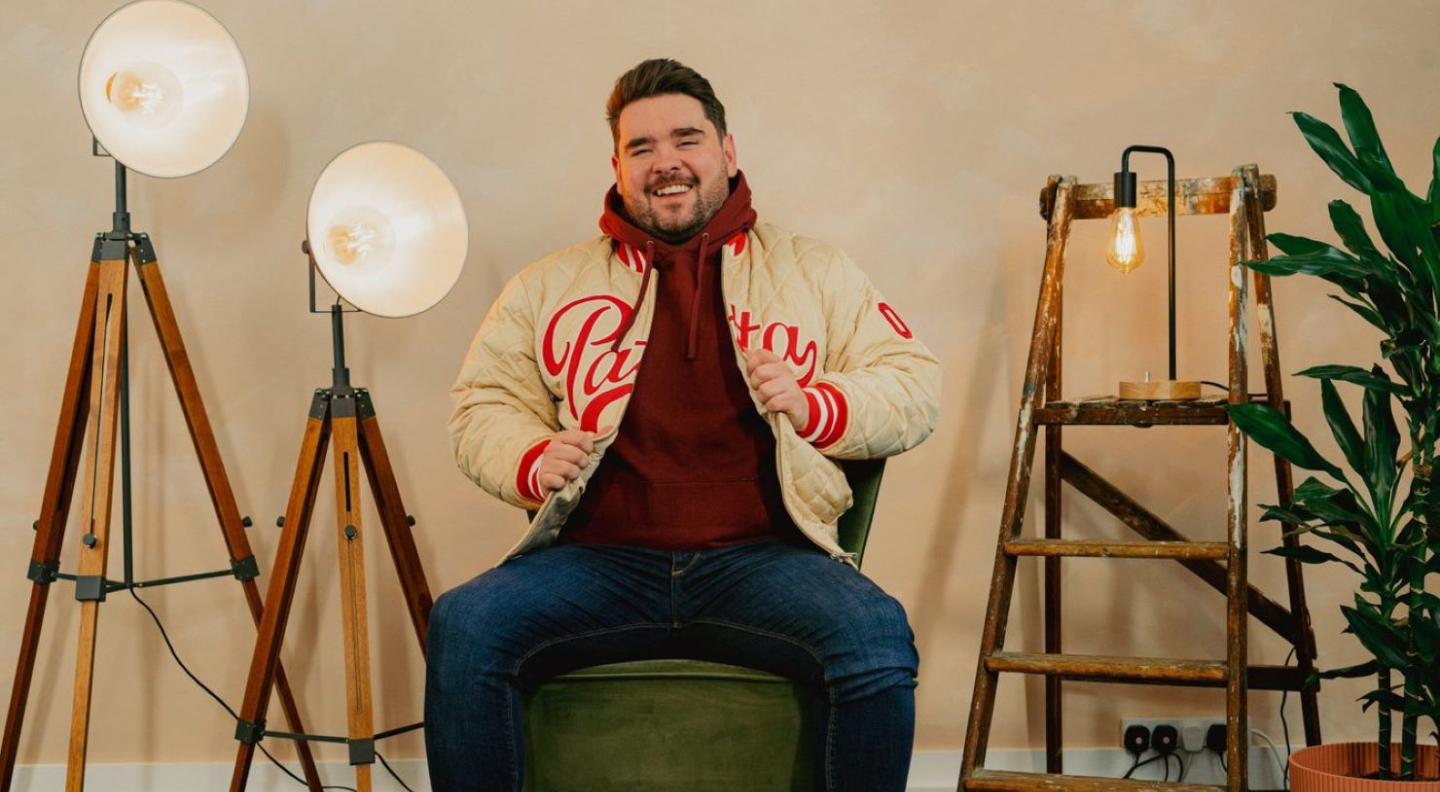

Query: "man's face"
(612, 93), (738, 243)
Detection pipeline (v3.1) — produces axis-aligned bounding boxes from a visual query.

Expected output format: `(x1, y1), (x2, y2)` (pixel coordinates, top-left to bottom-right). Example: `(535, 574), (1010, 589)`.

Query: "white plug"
(1181, 723), (1208, 753)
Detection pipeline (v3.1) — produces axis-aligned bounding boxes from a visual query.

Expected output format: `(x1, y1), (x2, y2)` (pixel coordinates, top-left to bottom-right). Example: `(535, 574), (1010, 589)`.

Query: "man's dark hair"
(606, 59), (727, 150)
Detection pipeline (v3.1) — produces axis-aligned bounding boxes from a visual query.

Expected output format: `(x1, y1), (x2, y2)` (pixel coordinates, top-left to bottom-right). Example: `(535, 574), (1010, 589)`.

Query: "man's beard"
(623, 175), (729, 244)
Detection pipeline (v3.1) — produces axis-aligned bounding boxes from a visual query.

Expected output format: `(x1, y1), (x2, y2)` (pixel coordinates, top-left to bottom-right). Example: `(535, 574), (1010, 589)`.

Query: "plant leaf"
(1316, 660), (1380, 680)
(1343, 600), (1409, 669)
(1292, 111), (1372, 193)
(1227, 403), (1345, 478)
(1395, 190), (1440, 291)
(1264, 544), (1363, 575)
(1372, 190), (1420, 274)
(1336, 83), (1401, 190)
(1361, 689), (1408, 712)
(1321, 378), (1367, 479)
(1292, 479), (1374, 540)
(1297, 364), (1404, 393)
(1328, 200), (1386, 262)
(1261, 504), (1317, 525)
(1313, 529), (1374, 565)
(1429, 135), (1440, 219)
(1362, 366), (1400, 524)
(1269, 233), (1334, 256)
(1244, 256), (1364, 286)
(1414, 617), (1440, 665)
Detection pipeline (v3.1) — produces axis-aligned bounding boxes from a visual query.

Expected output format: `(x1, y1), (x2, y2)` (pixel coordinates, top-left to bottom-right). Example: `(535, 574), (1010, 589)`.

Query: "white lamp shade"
(306, 142), (469, 318)
(78, 0), (249, 178)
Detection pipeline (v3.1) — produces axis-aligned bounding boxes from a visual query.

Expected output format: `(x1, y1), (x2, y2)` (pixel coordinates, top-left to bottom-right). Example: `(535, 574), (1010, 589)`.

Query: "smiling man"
(429, 58), (941, 792)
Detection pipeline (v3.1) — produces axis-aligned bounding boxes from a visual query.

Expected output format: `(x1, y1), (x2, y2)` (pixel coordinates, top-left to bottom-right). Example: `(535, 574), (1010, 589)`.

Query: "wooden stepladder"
(958, 166), (1322, 792)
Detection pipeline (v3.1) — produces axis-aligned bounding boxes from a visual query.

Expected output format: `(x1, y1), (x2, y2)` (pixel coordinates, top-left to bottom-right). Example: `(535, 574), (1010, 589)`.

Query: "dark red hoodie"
(558, 173), (805, 550)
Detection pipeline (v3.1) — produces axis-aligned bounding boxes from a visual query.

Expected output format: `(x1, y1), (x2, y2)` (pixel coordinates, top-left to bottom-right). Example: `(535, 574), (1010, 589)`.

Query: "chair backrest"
(836, 458), (886, 569)
(525, 458), (888, 567)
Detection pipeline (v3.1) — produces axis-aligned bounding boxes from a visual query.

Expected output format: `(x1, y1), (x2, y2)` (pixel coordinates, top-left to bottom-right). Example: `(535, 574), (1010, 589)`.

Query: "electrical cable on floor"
(1161, 753), (1171, 782)
(1177, 749), (1196, 782)
(1123, 754), (1164, 779)
(128, 585), (417, 792)
(376, 750), (417, 792)
(1254, 729), (1289, 791)
(1280, 646), (1295, 790)
(1173, 750), (1186, 782)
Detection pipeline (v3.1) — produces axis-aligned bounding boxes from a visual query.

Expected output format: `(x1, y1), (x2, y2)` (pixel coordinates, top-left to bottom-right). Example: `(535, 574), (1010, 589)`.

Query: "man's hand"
(745, 348), (809, 432)
(537, 430), (595, 492)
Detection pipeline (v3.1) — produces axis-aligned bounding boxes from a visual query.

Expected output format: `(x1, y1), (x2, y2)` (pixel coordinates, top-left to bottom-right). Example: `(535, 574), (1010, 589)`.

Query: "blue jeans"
(424, 538), (919, 791)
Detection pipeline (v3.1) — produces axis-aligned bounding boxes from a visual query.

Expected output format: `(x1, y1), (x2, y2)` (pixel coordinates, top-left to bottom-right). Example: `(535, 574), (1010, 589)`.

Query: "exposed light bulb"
(324, 207), (395, 270)
(329, 224), (378, 264)
(104, 62), (183, 128)
(1106, 207), (1145, 274)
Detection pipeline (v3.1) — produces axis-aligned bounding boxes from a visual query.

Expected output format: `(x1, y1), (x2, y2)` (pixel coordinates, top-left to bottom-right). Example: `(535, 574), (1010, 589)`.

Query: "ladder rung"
(966, 768), (1224, 792)
(1036, 397), (1231, 426)
(1005, 539), (1228, 560)
(986, 652), (1229, 686)
(1250, 663), (1311, 691)
(1035, 394), (1286, 426)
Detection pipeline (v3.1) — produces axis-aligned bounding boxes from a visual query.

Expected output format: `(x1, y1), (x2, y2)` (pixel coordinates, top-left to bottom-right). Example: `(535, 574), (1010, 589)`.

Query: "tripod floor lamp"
(228, 141), (468, 792)
(1, 2), (321, 789)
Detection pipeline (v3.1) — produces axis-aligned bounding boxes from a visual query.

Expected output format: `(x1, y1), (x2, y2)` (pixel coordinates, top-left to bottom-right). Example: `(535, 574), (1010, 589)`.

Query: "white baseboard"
(9, 746), (1289, 791)
(907, 746), (1288, 791)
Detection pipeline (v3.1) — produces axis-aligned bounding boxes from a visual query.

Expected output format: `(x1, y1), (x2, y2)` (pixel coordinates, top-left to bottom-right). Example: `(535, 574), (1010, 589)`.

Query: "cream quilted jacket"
(449, 222), (941, 569)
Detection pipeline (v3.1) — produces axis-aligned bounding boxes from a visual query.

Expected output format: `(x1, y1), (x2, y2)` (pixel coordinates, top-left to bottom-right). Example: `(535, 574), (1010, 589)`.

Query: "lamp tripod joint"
(233, 718), (265, 746)
(348, 738), (375, 767)
(25, 561), (58, 586)
(73, 576), (107, 602)
(229, 555), (259, 582)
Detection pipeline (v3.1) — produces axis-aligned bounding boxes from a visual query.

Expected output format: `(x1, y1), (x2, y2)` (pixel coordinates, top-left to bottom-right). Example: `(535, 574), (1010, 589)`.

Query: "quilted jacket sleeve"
(796, 249), (941, 460)
(448, 273), (559, 509)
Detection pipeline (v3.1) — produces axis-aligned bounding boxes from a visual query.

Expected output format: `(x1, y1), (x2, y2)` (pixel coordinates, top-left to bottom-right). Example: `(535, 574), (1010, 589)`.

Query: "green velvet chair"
(520, 459), (886, 792)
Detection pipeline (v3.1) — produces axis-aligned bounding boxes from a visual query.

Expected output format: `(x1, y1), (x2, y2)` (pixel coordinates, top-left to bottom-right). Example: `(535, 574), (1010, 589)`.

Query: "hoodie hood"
(599, 171), (756, 359)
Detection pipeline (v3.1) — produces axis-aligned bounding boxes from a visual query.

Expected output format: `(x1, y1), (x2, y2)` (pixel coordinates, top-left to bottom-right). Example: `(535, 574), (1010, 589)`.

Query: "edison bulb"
(1106, 207), (1145, 274)
(324, 207), (395, 272)
(104, 62), (183, 129)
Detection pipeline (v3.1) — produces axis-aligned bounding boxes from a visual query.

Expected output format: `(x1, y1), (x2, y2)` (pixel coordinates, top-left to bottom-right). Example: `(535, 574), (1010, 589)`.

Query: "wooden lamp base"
(1118, 378), (1202, 400)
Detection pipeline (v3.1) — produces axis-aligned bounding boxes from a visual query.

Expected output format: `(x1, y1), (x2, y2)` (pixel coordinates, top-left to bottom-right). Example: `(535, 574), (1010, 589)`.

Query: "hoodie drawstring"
(611, 239), (655, 353)
(685, 233), (710, 361)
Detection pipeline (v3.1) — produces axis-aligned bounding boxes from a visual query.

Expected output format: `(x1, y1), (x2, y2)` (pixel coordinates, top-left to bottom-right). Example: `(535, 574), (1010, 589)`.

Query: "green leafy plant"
(1227, 83), (1440, 781)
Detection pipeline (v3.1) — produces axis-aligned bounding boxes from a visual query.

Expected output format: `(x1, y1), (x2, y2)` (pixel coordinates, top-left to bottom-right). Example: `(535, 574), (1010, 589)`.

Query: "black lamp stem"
(110, 162), (136, 586)
(1119, 145), (1177, 381)
(331, 302), (351, 393)
(113, 161), (131, 236)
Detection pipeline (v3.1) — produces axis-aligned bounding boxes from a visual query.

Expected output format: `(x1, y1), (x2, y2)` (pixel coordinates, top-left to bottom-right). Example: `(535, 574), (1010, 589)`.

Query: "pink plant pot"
(1291, 743), (1440, 791)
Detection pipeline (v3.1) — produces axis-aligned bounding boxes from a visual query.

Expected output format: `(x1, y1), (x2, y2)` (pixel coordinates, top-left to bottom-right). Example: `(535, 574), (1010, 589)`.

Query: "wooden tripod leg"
(1240, 165), (1324, 745)
(1042, 283), (1063, 774)
(1224, 172), (1251, 792)
(331, 407), (374, 792)
(133, 253), (321, 785)
(65, 257), (129, 792)
(960, 176), (1075, 782)
(1, 260), (101, 791)
(356, 393), (434, 655)
(230, 393), (331, 792)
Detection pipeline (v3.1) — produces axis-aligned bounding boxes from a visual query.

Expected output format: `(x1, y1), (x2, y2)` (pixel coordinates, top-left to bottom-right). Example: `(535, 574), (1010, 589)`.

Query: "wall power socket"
(1120, 718), (1248, 754)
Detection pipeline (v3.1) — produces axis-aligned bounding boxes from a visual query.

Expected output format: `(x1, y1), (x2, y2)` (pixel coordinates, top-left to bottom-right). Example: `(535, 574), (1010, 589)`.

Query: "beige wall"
(3, 0), (1438, 768)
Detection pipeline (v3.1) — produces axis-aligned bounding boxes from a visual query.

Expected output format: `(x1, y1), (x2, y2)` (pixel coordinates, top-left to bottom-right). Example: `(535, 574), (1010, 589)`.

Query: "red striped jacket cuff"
(515, 439), (551, 504)
(798, 382), (848, 450)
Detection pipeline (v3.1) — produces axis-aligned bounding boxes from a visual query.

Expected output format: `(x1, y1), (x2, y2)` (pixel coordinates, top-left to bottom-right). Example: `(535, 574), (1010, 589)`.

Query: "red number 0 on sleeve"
(877, 302), (913, 339)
